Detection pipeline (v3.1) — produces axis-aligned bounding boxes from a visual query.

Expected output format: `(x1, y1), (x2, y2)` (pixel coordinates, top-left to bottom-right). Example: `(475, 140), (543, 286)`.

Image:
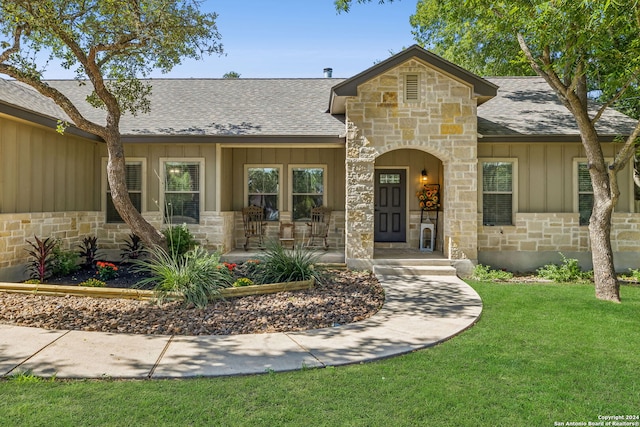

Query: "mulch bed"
(1, 268), (385, 336)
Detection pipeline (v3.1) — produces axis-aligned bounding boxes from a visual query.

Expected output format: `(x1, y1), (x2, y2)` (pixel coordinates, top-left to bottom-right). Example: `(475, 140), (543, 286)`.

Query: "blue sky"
(47, 0), (419, 79)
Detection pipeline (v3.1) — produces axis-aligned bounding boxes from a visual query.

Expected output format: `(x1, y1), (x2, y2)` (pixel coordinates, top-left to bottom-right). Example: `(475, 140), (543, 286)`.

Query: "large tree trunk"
(588, 196), (620, 302)
(104, 130), (166, 249)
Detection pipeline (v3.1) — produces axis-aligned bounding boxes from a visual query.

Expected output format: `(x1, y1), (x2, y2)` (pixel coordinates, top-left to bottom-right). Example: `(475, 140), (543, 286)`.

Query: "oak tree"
(0, 0), (222, 248)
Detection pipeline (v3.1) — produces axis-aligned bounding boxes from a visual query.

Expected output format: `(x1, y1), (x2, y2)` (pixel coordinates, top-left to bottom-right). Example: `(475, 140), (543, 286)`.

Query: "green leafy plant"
(96, 261), (119, 281)
(25, 235), (56, 282)
(78, 236), (99, 268)
(23, 279), (41, 284)
(162, 224), (196, 258)
(471, 264), (513, 281)
(120, 234), (144, 261)
(256, 240), (324, 284)
(623, 268), (640, 283)
(51, 242), (80, 277)
(537, 253), (591, 283)
(134, 246), (233, 308)
(232, 277), (254, 287)
(80, 278), (107, 287)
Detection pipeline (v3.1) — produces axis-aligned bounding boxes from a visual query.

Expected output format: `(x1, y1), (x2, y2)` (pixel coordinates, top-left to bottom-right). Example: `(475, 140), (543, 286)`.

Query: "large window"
(481, 160), (515, 226)
(105, 159), (144, 223)
(247, 166), (280, 220)
(163, 160), (201, 224)
(291, 166), (325, 220)
(577, 161), (594, 226)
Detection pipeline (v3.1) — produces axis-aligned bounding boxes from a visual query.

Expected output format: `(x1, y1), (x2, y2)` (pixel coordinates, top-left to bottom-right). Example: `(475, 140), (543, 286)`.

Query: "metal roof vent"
(323, 68), (333, 78)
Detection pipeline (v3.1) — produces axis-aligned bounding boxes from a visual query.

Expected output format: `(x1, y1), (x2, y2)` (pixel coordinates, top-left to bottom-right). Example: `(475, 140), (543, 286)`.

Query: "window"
(163, 160), (202, 224)
(577, 161), (594, 226)
(481, 160), (515, 226)
(291, 166), (325, 220)
(404, 74), (419, 101)
(247, 166), (280, 221)
(104, 159), (144, 223)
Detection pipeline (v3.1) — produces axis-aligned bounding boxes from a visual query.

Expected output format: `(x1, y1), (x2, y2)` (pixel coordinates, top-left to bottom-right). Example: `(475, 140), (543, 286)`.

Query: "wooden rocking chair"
(242, 206), (266, 251)
(306, 206), (331, 250)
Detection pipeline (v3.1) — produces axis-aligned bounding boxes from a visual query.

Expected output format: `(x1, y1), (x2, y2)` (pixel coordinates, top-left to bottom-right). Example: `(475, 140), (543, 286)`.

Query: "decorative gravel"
(0, 270), (385, 336)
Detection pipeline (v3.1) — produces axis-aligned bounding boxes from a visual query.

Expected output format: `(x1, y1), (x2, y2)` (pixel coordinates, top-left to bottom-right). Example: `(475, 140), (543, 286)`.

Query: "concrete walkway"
(0, 274), (482, 379)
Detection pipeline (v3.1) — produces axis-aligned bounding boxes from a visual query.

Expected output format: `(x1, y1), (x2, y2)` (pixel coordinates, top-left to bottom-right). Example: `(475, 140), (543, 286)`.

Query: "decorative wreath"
(416, 184), (440, 211)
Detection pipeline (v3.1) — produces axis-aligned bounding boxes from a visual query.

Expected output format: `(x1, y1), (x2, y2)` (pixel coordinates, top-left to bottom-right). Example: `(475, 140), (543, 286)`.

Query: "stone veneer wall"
(345, 59), (478, 268)
(233, 211), (346, 250)
(0, 211), (237, 281)
(478, 212), (640, 271)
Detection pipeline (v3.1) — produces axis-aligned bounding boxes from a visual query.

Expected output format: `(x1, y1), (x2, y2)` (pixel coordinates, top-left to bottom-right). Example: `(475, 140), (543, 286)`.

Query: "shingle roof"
(45, 78), (348, 137)
(0, 75), (636, 141)
(479, 77), (637, 138)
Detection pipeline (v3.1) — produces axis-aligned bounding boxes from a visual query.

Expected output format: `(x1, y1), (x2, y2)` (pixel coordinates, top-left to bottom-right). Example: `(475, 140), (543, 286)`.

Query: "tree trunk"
(104, 131), (166, 250)
(589, 199), (620, 302)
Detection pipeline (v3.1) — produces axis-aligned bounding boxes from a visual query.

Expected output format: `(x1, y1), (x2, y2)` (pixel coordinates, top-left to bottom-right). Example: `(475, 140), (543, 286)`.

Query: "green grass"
(1, 282), (639, 426)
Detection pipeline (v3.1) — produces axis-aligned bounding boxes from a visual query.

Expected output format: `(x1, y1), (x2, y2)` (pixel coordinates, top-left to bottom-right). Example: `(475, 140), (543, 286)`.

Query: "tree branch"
(592, 74), (639, 124)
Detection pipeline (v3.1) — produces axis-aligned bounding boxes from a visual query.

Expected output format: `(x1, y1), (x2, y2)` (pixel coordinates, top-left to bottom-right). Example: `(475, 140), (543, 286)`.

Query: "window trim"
(244, 164), (283, 221)
(159, 157), (205, 225)
(101, 157), (146, 223)
(573, 157), (614, 225)
(478, 158), (518, 226)
(288, 164), (327, 221)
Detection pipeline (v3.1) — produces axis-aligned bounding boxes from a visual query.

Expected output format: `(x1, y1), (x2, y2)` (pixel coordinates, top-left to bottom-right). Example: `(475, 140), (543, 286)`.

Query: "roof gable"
(329, 45), (498, 114)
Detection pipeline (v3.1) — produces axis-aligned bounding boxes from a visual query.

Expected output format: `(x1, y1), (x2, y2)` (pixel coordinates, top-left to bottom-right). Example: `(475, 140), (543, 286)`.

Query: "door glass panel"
(379, 173), (401, 184)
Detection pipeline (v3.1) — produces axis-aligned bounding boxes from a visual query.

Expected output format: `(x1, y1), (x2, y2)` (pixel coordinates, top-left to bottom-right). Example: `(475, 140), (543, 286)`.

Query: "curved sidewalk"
(0, 275), (482, 379)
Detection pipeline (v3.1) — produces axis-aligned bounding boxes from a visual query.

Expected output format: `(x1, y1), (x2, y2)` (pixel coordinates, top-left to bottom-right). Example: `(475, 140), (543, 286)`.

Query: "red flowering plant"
(416, 184), (440, 211)
(96, 261), (118, 281)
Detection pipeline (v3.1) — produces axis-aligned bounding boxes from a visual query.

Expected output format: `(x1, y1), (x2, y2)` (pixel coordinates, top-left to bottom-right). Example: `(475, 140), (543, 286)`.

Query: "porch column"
(345, 121), (376, 269)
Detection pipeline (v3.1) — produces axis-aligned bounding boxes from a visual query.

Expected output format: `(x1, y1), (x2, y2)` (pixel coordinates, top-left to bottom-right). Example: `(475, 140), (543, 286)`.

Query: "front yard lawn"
(1, 282), (638, 426)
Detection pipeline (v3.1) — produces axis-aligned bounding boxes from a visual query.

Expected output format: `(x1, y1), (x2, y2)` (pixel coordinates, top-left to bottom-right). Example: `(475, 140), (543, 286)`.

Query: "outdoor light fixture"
(421, 169), (428, 183)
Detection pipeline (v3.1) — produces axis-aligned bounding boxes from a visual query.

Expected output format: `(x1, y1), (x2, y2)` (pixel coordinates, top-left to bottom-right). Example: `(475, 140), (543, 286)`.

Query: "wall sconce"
(421, 169), (428, 183)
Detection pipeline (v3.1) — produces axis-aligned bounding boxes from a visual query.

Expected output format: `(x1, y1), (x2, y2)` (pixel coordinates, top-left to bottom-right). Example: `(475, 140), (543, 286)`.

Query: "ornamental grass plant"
(134, 245), (233, 308)
(254, 240), (325, 285)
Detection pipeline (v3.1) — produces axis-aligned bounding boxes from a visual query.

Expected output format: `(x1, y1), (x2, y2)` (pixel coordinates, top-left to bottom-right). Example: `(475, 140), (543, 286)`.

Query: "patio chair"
(305, 206), (331, 250)
(242, 205), (266, 251)
(279, 222), (296, 249)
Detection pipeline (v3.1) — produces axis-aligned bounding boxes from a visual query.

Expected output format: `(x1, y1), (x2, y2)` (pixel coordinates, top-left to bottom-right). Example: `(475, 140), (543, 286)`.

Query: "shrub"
(471, 264), (513, 281)
(232, 277), (254, 287)
(134, 246), (233, 308)
(80, 278), (106, 287)
(96, 261), (119, 281)
(120, 234), (144, 261)
(256, 241), (324, 284)
(537, 253), (591, 282)
(626, 268), (640, 283)
(162, 224), (196, 258)
(78, 236), (99, 268)
(51, 242), (80, 277)
(25, 235), (56, 282)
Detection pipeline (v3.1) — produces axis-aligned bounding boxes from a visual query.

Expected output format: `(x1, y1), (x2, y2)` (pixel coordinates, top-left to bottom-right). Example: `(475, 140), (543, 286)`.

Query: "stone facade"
(344, 59), (478, 268)
(478, 212), (640, 271)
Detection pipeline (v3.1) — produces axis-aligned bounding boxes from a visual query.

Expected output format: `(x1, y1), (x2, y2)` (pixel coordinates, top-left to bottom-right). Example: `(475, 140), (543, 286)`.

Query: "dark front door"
(374, 169), (406, 242)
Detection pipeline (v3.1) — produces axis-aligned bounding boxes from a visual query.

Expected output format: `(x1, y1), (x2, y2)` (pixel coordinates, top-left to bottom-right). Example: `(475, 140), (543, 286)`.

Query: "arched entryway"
(374, 149), (444, 252)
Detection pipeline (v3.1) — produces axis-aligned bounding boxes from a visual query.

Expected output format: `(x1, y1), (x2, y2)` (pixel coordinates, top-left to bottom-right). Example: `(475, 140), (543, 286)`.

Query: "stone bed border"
(0, 278), (315, 301)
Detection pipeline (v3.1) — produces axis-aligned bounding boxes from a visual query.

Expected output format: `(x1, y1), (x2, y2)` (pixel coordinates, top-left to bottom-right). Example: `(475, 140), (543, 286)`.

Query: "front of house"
(1, 45), (639, 280)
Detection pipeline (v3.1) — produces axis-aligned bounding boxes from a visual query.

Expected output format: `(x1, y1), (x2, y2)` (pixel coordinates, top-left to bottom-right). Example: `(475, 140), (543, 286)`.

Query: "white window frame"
(101, 157), (146, 223)
(289, 164), (327, 221)
(478, 158), (518, 226)
(160, 158), (204, 225)
(573, 157), (614, 225)
(244, 164), (282, 221)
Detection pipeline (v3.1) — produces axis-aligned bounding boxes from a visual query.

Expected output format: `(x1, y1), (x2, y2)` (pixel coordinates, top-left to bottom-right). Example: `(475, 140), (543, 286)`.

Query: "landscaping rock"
(0, 270), (384, 336)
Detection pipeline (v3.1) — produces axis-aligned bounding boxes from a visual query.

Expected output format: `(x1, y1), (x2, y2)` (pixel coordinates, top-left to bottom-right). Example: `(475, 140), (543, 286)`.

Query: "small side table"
(419, 222), (435, 252)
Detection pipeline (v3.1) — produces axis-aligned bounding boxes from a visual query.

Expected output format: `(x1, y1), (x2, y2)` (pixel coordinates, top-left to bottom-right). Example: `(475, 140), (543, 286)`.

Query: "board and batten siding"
(117, 143), (218, 212)
(227, 147), (346, 213)
(0, 115), (98, 213)
(478, 141), (635, 214)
